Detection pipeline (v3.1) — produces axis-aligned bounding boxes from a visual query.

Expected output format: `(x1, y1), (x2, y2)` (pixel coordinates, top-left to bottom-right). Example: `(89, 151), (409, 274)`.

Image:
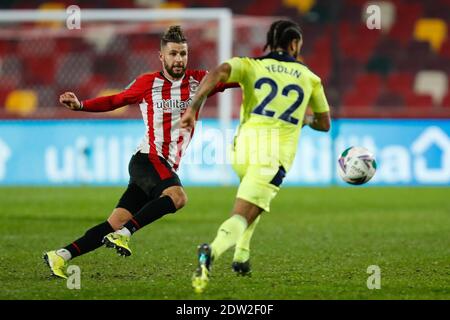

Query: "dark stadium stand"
(0, 0), (449, 118)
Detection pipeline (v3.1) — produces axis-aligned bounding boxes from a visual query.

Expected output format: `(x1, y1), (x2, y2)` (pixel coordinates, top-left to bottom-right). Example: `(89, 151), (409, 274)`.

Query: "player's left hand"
(180, 108), (196, 130)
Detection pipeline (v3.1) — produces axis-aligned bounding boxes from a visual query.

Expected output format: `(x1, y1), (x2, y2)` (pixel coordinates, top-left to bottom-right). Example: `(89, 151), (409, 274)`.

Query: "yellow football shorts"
(230, 130), (286, 212)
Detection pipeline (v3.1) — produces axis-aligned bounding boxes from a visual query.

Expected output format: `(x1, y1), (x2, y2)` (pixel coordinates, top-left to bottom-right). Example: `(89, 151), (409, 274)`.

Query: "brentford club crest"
(189, 77), (200, 93)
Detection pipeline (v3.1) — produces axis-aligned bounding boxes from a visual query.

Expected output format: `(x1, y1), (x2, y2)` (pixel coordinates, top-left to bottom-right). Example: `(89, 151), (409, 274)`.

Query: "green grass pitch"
(0, 186), (449, 300)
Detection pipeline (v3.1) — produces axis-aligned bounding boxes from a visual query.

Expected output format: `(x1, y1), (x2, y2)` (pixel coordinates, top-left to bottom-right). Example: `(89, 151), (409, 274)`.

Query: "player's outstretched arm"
(181, 63), (232, 129)
(59, 75), (147, 112)
(59, 91), (132, 112)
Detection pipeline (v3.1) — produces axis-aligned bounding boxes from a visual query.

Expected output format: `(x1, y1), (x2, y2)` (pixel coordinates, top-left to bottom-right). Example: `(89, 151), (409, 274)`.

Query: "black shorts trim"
(270, 166), (286, 187)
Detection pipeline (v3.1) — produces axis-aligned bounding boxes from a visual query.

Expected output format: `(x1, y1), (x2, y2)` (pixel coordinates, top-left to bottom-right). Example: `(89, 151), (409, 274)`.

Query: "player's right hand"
(59, 92), (82, 110)
(180, 108), (196, 130)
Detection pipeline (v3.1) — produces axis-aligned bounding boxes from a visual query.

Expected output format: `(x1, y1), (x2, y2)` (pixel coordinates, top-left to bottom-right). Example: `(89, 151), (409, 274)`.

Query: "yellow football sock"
(211, 214), (248, 260)
(233, 215), (261, 262)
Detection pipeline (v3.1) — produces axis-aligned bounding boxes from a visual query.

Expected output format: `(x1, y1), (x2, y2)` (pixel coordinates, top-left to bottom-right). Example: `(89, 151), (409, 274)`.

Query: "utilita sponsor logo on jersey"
(154, 98), (192, 112)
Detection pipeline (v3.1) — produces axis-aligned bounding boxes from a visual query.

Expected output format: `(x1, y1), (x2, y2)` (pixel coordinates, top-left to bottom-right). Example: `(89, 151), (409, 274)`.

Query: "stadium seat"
(339, 26), (376, 64)
(342, 90), (377, 107)
(0, 40), (17, 56)
(414, 71), (448, 106)
(23, 56), (56, 85)
(336, 58), (363, 93)
(439, 40), (450, 59)
(129, 34), (160, 52)
(405, 94), (434, 108)
(158, 2), (185, 9)
(442, 93), (450, 107)
(283, 0), (316, 14)
(413, 18), (448, 52)
(5, 90), (38, 116)
(245, 1), (281, 16)
(389, 2), (422, 45)
(376, 91), (404, 108)
(386, 72), (414, 96)
(0, 89), (10, 107)
(305, 51), (332, 83)
(37, 2), (65, 29)
(354, 73), (382, 94)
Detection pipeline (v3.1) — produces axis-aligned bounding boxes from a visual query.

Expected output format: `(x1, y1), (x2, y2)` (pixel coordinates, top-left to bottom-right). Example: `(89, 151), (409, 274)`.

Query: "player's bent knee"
(164, 191), (188, 210)
(172, 193), (188, 210)
(162, 186), (188, 210)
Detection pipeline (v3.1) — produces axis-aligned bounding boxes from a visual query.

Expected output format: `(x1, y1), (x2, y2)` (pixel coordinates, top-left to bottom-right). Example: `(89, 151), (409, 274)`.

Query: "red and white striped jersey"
(81, 70), (236, 171)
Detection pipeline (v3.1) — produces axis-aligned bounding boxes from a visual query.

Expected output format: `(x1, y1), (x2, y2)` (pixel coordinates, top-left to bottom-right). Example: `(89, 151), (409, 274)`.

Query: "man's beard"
(164, 61), (186, 79)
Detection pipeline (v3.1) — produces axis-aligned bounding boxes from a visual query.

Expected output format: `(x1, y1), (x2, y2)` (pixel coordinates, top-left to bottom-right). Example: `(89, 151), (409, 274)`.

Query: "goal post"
(0, 8), (233, 128)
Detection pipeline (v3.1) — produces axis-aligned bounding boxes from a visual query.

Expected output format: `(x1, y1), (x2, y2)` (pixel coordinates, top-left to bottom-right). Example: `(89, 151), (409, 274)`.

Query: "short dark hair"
(161, 25), (187, 47)
(264, 20), (302, 52)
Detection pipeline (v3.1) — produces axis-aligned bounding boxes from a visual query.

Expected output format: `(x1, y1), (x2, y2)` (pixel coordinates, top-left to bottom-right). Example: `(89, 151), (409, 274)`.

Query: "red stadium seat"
(439, 40), (450, 59)
(376, 91), (405, 108)
(442, 93), (450, 107)
(0, 89), (10, 107)
(338, 22), (379, 63)
(335, 58), (363, 93)
(312, 34), (332, 53)
(245, 1), (280, 16)
(405, 94), (434, 108)
(0, 40), (16, 56)
(342, 90), (377, 107)
(129, 35), (160, 53)
(386, 72), (414, 96)
(23, 56), (56, 85)
(354, 73), (382, 95)
(389, 2), (422, 45)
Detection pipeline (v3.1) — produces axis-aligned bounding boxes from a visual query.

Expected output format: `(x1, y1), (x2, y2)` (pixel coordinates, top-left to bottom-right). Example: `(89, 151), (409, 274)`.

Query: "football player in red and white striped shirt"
(43, 26), (237, 279)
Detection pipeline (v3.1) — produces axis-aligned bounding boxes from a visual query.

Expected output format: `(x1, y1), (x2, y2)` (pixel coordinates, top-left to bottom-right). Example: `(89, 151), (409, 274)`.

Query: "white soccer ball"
(337, 146), (377, 185)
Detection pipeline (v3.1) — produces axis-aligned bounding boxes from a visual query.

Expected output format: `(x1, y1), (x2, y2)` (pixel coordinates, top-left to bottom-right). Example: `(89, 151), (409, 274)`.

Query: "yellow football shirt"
(226, 51), (330, 171)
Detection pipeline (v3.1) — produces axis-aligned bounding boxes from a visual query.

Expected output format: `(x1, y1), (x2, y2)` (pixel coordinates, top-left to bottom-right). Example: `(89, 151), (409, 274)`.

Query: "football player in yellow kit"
(181, 20), (331, 293)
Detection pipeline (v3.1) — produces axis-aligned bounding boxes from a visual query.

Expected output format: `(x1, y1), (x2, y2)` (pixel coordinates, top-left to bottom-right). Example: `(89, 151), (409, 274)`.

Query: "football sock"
(56, 248), (72, 261)
(123, 196), (177, 234)
(115, 227), (131, 237)
(211, 214), (248, 260)
(64, 221), (114, 259)
(233, 215), (261, 263)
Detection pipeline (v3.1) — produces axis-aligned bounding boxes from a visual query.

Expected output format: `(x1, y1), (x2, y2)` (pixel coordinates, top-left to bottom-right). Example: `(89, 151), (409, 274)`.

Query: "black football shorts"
(115, 152), (182, 215)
